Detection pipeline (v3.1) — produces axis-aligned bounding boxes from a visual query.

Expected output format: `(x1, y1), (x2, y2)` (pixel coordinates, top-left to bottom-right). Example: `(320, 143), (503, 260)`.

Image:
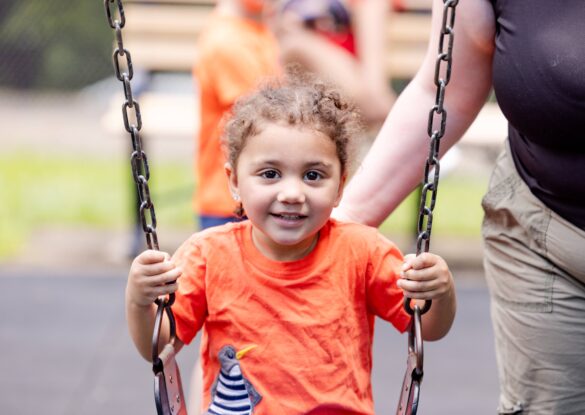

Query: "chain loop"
(104, 0), (125, 29)
(114, 48), (134, 81)
(122, 100), (142, 131)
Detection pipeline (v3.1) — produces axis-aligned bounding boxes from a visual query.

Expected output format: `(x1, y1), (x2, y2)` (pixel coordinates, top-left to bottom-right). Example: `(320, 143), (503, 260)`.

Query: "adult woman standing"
(335, 1), (585, 413)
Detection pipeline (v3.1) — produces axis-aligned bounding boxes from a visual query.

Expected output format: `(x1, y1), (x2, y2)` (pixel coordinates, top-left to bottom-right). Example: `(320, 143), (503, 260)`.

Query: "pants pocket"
(481, 145), (554, 313)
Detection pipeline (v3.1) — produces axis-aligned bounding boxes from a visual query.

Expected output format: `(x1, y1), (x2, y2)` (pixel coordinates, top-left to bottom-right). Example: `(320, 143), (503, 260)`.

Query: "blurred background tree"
(0, 0), (112, 90)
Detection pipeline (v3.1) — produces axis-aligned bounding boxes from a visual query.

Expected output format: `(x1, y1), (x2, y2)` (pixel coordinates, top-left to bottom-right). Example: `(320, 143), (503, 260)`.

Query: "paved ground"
(0, 270), (498, 415)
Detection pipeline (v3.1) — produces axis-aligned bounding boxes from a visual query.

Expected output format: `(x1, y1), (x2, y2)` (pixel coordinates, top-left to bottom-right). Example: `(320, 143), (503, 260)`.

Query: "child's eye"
(304, 171), (322, 181)
(260, 169), (280, 179)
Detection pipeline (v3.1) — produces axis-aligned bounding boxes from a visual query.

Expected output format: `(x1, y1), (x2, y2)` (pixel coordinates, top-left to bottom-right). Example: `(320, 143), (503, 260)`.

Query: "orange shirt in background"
(172, 219), (411, 414)
(193, 13), (279, 217)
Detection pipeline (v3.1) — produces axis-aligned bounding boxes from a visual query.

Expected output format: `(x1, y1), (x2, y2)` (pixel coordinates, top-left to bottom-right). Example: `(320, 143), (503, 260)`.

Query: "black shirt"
(490, 0), (585, 229)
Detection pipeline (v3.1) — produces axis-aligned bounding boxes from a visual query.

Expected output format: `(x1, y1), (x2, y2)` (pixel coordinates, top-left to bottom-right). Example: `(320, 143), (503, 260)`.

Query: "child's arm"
(126, 249), (183, 361)
(397, 253), (456, 341)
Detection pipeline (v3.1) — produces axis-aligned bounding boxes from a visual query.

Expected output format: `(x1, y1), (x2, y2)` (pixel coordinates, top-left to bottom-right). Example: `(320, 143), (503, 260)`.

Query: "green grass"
(0, 152), (487, 259)
(380, 176), (488, 238)
(0, 152), (194, 259)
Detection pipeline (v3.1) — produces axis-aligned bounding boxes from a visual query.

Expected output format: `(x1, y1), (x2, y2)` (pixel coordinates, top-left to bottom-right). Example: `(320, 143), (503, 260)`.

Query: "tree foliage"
(0, 0), (112, 90)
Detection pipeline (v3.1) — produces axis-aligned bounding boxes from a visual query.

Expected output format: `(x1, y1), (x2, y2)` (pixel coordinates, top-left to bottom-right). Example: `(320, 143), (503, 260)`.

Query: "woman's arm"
(353, 0), (396, 124)
(273, 0), (394, 126)
(336, 0), (497, 226)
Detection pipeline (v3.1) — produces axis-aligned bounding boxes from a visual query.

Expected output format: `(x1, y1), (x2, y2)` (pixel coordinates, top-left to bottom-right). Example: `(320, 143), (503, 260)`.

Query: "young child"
(126, 71), (456, 415)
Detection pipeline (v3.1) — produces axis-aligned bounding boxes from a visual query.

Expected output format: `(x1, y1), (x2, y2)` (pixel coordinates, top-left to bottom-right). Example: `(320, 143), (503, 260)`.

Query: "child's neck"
(251, 230), (319, 262)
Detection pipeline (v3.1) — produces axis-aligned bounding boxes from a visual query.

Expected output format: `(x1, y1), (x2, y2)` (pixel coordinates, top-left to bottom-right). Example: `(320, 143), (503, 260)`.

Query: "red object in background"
(318, 29), (356, 56)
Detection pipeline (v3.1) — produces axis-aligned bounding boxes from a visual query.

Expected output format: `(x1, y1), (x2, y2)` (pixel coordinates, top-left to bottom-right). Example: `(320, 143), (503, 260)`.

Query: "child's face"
(227, 122), (345, 261)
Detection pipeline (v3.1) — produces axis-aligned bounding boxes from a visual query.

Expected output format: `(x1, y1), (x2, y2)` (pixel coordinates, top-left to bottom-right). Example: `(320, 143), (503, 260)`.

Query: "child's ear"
(333, 173), (347, 207)
(225, 162), (239, 200)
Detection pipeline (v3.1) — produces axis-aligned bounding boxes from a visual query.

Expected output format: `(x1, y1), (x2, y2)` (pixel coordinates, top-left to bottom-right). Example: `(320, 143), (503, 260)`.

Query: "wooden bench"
(104, 0), (505, 153)
(119, 0), (432, 80)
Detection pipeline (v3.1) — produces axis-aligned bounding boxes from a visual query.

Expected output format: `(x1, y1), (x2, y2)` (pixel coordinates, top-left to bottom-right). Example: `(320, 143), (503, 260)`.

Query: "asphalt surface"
(0, 269), (498, 415)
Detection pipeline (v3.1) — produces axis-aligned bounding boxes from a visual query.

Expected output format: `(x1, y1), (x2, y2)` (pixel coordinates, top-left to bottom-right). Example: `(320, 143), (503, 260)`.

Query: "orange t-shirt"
(172, 219), (411, 414)
(193, 13), (279, 217)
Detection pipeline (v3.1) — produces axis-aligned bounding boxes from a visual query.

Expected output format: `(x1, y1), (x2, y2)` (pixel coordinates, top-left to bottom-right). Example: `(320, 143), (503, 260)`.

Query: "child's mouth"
(271, 213), (306, 221)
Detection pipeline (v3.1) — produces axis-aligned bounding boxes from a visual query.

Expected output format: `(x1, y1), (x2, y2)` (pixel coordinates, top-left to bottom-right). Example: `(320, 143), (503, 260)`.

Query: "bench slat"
(122, 4), (431, 79)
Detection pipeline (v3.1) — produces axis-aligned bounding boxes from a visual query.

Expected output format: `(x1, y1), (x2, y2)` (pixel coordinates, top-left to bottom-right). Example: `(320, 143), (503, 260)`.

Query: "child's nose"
(276, 180), (306, 204)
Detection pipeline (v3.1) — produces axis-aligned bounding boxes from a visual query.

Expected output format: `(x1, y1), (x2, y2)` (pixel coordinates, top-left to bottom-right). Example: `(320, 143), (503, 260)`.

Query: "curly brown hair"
(221, 68), (363, 177)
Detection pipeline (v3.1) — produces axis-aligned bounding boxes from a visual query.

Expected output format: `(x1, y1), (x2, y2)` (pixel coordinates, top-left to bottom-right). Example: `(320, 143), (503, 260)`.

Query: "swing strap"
(152, 297), (187, 415)
(396, 306), (423, 414)
(398, 1), (459, 414)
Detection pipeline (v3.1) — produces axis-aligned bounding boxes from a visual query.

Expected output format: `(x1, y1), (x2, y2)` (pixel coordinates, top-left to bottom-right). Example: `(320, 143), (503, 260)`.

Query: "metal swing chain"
(103, 0), (176, 360)
(405, 0), (459, 314)
(397, 1), (459, 414)
(104, 0), (159, 252)
(104, 6), (186, 414)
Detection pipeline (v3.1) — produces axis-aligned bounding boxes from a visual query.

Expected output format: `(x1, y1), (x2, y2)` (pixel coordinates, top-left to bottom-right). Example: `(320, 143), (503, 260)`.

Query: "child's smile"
(270, 212), (307, 225)
(227, 122), (345, 261)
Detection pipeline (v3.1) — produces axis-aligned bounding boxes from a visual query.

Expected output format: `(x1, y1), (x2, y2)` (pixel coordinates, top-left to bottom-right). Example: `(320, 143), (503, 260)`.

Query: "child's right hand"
(126, 250), (182, 307)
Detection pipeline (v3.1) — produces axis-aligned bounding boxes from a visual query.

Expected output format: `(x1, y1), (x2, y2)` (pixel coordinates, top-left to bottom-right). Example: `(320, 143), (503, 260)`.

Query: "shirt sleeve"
(366, 232), (411, 333)
(171, 236), (208, 344)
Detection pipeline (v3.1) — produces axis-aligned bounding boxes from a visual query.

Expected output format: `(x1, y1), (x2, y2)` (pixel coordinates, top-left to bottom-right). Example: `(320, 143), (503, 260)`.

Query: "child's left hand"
(397, 253), (454, 301)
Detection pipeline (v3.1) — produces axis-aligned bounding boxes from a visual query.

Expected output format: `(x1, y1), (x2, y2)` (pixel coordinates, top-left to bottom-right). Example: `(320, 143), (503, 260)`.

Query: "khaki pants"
(482, 141), (585, 414)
